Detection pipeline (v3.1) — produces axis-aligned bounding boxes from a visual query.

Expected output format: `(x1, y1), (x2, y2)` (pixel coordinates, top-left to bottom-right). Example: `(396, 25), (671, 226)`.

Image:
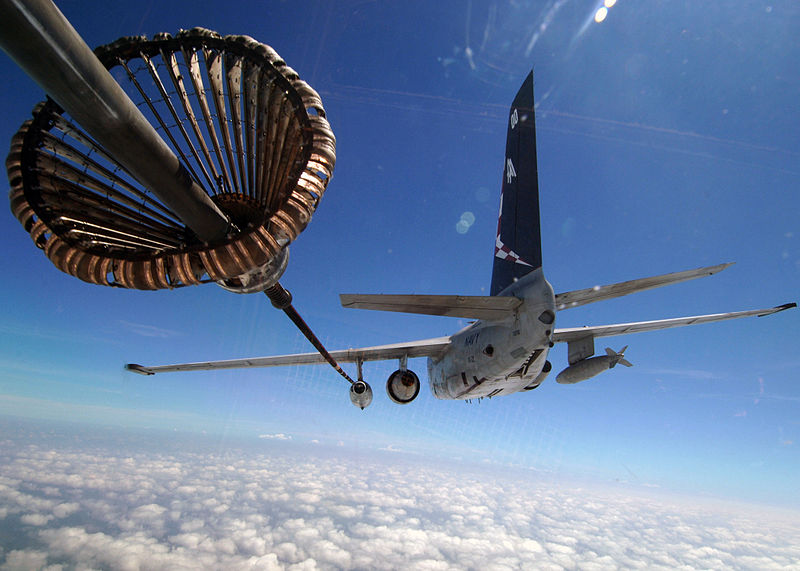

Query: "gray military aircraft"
(127, 72), (795, 409)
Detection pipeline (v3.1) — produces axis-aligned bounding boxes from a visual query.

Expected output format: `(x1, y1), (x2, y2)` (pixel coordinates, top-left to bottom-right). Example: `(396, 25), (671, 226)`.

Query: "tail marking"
(494, 195), (533, 267)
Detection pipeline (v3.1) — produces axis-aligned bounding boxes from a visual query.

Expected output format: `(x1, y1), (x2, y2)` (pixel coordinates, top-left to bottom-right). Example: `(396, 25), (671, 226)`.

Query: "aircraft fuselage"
(428, 269), (555, 400)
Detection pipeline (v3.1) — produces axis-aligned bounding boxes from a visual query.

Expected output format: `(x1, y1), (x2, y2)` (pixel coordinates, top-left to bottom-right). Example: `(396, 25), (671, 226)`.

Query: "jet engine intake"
(350, 380), (373, 410)
(386, 369), (420, 404)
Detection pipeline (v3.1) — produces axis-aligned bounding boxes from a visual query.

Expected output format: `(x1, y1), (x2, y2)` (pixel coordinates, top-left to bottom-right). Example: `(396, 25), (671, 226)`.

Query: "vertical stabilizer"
(490, 71), (542, 296)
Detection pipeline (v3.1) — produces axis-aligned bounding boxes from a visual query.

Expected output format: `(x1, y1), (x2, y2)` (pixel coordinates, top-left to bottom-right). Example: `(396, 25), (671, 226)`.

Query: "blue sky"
(1, 0), (798, 517)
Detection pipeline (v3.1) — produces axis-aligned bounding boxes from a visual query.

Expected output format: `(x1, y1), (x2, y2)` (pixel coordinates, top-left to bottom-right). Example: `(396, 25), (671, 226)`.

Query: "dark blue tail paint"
(490, 71), (542, 296)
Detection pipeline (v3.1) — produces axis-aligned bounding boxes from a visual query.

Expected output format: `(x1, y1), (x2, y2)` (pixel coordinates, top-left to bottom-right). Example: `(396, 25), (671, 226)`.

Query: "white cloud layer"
(1, 427), (798, 570)
(258, 434), (292, 441)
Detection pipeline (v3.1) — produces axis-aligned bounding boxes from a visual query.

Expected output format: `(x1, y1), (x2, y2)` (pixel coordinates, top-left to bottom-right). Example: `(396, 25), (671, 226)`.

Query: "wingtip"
(125, 363), (154, 376)
(710, 261), (735, 273)
(758, 302), (797, 317)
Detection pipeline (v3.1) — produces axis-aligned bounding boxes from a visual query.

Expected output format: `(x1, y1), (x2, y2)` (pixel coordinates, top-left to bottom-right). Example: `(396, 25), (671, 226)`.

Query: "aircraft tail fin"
(491, 71), (542, 296)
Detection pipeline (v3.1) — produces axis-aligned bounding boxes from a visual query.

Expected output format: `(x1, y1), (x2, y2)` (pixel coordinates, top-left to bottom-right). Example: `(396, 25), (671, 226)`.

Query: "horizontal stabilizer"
(339, 294), (521, 320)
(126, 336), (452, 375)
(555, 263), (734, 311)
(553, 303), (796, 343)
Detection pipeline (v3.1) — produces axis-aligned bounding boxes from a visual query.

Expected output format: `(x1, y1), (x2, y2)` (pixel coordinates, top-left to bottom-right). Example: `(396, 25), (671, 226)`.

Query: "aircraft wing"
(554, 263), (733, 310)
(339, 294), (521, 320)
(126, 336), (452, 375)
(552, 303), (796, 343)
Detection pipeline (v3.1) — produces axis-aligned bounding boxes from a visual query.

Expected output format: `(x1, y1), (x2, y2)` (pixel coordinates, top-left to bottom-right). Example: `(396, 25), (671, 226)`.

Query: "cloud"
(20, 513), (53, 526)
(1, 426), (799, 570)
(258, 434), (292, 441)
(52, 503), (80, 518)
(0, 549), (51, 570)
(378, 444), (404, 453)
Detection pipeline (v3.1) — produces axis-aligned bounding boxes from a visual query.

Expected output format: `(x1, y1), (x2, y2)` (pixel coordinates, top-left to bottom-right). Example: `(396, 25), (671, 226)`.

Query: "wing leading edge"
(552, 303), (796, 343)
(126, 336), (451, 375)
(339, 294), (521, 320)
(554, 263), (733, 311)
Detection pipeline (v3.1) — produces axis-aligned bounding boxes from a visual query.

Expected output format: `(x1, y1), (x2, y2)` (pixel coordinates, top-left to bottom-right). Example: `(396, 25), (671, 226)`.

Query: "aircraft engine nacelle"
(386, 369), (420, 404)
(350, 380), (373, 410)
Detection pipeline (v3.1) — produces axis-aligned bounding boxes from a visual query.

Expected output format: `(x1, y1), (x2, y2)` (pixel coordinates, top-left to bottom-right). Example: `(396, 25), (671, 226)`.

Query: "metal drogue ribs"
(7, 27), (335, 291)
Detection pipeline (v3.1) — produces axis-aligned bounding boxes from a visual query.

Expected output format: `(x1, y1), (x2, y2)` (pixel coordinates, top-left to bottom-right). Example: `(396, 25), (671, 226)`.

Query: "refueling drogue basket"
(7, 28), (335, 290)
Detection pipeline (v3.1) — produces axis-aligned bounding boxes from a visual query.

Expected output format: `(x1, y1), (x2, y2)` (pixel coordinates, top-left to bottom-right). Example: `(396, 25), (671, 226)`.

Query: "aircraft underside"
(428, 270), (556, 401)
